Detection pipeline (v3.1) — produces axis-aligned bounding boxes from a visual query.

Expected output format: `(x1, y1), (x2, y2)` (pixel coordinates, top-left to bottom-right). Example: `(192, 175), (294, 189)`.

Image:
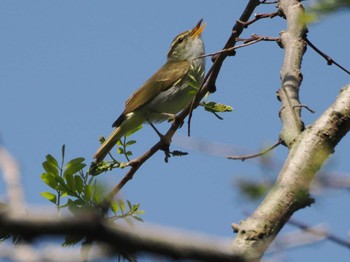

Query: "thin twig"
(0, 212), (246, 262)
(305, 37), (350, 75)
(288, 218), (350, 249)
(187, 0), (262, 136)
(293, 104), (316, 114)
(99, 139), (165, 212)
(237, 11), (281, 27)
(227, 140), (282, 161)
(199, 35), (280, 59)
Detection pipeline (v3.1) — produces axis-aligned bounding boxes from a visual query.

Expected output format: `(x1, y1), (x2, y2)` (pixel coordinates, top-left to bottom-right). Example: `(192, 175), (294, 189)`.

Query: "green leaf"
(118, 199), (125, 214)
(125, 125), (143, 137)
(41, 173), (58, 189)
(42, 156), (59, 177)
(132, 203), (140, 212)
(46, 154), (59, 168)
(65, 173), (75, 192)
(132, 215), (144, 222)
(40, 192), (57, 204)
(110, 201), (119, 214)
(73, 199), (85, 206)
(92, 184), (104, 203)
(127, 200), (132, 210)
(74, 175), (84, 194)
(83, 184), (93, 202)
(201, 101), (233, 113)
(61, 192), (68, 197)
(136, 209), (145, 215)
(61, 145), (66, 162)
(125, 140), (136, 147)
(64, 158), (86, 177)
(117, 147), (124, 154)
(53, 175), (66, 189)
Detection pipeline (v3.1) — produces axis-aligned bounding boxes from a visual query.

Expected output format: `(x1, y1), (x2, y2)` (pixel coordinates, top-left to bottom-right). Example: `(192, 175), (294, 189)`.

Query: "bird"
(91, 19), (206, 171)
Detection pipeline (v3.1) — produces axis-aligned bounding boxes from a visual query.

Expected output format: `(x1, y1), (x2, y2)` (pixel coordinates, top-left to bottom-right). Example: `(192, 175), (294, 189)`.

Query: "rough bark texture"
(278, 0), (307, 146)
(230, 0), (350, 259)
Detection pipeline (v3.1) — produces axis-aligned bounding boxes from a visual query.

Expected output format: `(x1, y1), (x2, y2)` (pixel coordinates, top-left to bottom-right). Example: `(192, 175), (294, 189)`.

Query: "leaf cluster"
(39, 145), (144, 246)
(91, 125), (142, 175)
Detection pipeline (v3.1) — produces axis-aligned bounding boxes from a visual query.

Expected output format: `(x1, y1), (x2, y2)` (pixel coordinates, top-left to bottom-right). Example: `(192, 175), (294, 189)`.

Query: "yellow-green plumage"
(92, 19), (206, 166)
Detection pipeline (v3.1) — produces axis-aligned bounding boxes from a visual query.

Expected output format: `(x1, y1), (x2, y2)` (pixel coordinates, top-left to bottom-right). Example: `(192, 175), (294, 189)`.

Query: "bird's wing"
(123, 60), (190, 114)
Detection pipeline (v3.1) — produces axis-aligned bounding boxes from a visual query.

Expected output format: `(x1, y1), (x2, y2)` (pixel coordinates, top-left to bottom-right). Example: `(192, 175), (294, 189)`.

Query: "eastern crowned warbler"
(92, 19), (206, 168)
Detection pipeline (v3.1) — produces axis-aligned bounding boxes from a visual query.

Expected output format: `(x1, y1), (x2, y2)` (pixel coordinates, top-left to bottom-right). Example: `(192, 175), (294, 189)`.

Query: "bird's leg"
(166, 113), (184, 128)
(147, 119), (172, 161)
(148, 110), (184, 128)
(147, 120), (164, 139)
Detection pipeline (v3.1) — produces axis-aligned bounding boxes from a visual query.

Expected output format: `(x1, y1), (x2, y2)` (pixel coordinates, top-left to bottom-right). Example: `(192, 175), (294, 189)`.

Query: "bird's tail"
(93, 126), (123, 165)
(90, 112), (143, 175)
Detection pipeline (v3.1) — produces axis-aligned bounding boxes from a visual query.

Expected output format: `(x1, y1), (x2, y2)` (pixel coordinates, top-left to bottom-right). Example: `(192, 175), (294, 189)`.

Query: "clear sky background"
(1, 1), (350, 261)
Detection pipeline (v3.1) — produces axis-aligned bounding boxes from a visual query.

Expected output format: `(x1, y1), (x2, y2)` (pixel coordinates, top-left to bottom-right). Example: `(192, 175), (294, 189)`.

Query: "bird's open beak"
(191, 19), (206, 38)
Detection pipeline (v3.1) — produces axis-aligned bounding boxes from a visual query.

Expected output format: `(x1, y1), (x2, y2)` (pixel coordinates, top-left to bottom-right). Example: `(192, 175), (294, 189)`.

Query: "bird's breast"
(141, 59), (205, 123)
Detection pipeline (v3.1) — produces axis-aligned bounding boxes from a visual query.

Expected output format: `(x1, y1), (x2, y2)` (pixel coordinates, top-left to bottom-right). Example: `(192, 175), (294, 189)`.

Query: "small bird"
(92, 19), (206, 168)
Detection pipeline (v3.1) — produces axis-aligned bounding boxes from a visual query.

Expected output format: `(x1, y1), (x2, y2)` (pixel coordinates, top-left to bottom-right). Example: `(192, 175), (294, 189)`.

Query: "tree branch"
(0, 211), (249, 262)
(231, 83), (350, 259)
(227, 140), (282, 161)
(288, 218), (350, 249)
(305, 37), (350, 75)
(277, 0), (307, 146)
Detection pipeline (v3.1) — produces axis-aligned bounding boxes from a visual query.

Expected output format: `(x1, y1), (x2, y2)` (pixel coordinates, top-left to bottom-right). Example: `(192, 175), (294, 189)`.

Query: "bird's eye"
(178, 36), (184, 43)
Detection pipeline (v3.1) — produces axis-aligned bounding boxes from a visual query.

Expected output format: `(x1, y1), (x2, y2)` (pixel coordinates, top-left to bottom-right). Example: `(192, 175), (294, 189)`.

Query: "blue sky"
(1, 1), (350, 261)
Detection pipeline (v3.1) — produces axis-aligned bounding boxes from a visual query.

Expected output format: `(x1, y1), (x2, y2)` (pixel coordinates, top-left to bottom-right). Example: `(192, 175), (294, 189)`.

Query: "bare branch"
(237, 11), (281, 27)
(305, 37), (350, 75)
(231, 83), (350, 258)
(277, 0), (307, 146)
(268, 224), (327, 252)
(0, 211), (249, 262)
(0, 242), (111, 262)
(288, 219), (350, 249)
(200, 35), (280, 59)
(227, 140), (282, 161)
